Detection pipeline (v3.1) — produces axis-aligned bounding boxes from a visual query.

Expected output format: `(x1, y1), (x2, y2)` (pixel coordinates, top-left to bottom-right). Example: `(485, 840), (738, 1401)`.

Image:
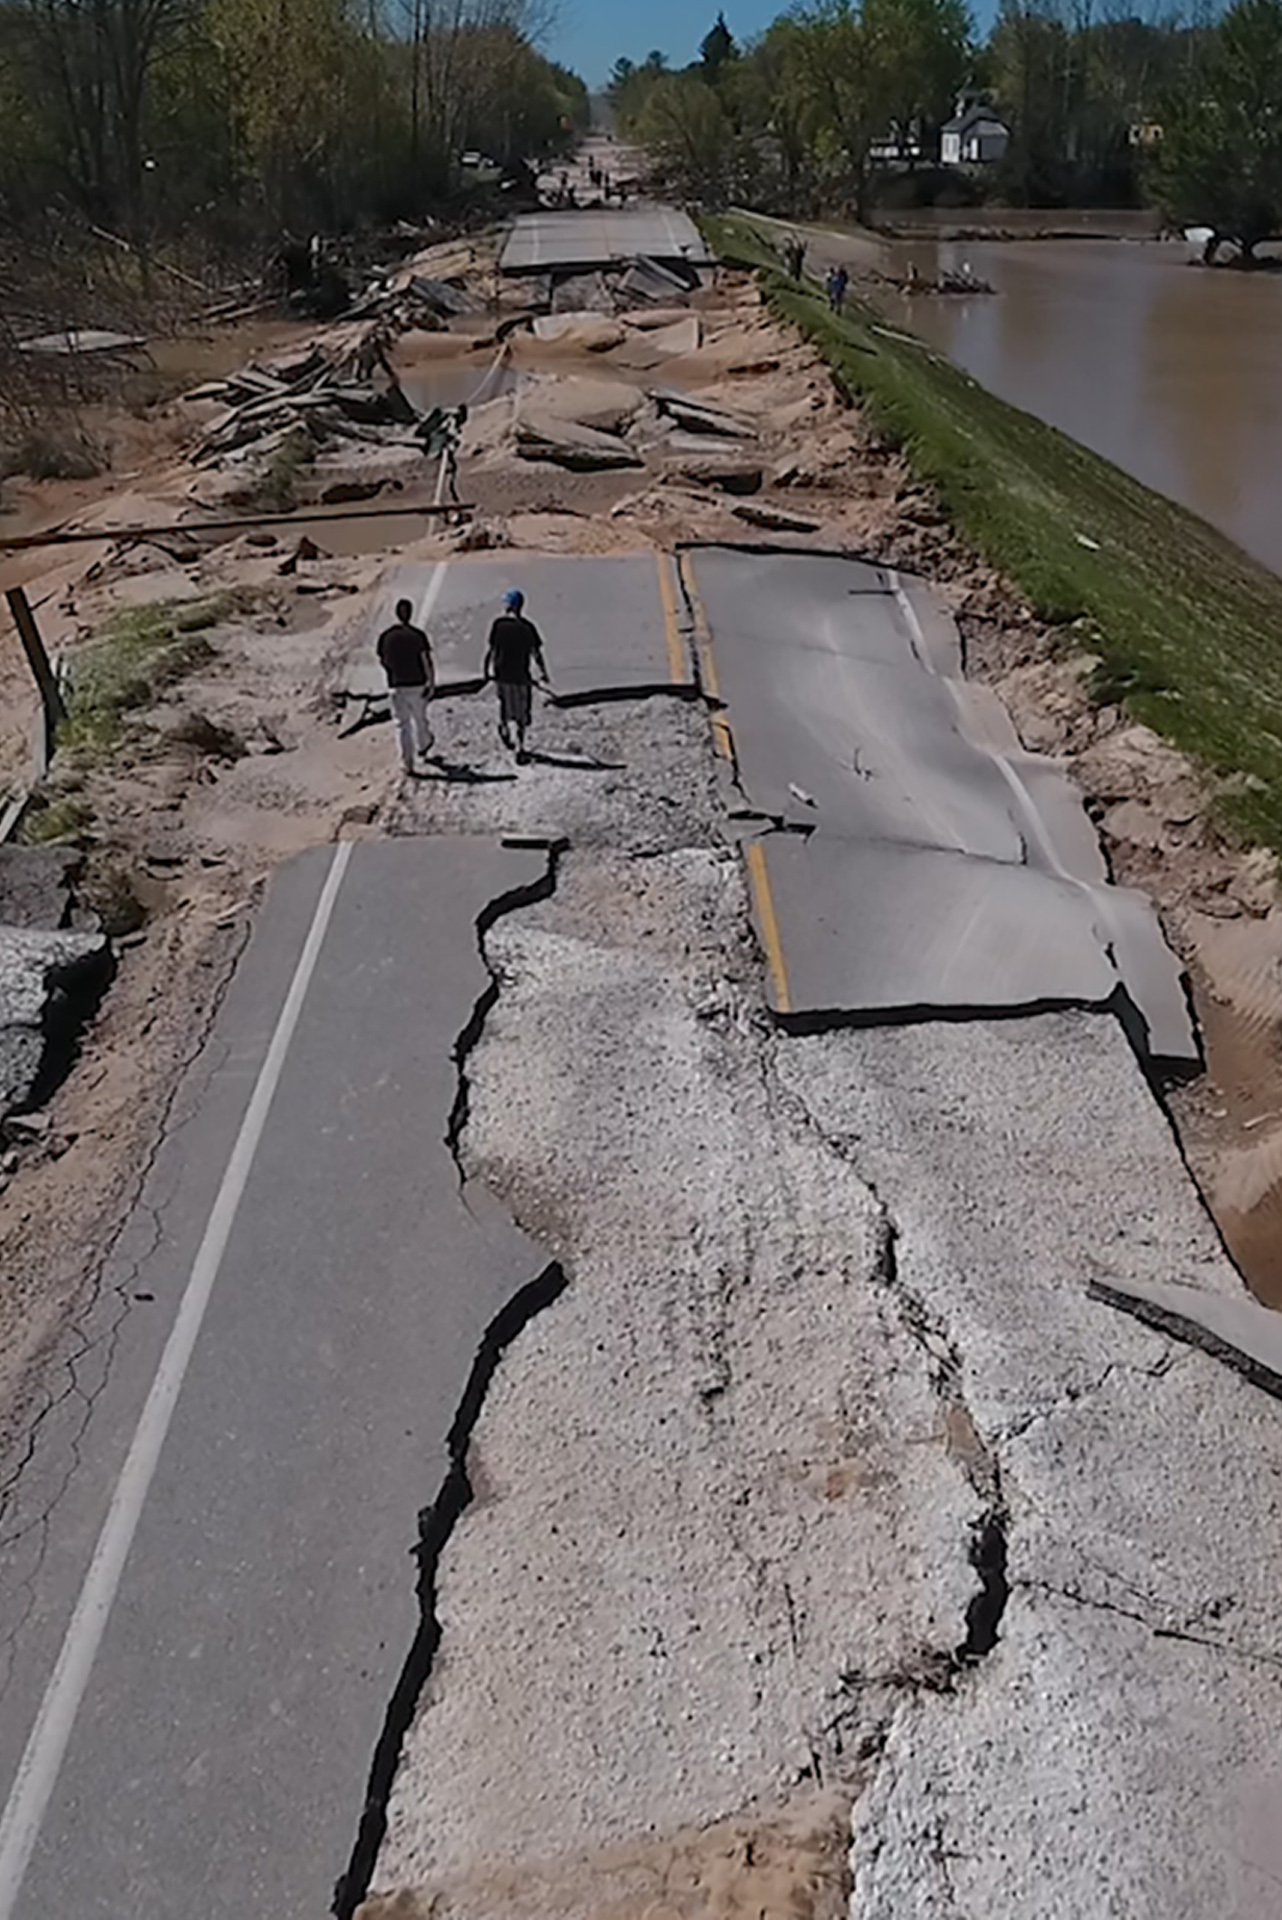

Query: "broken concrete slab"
(650, 387), (756, 439)
(500, 207), (713, 274)
(0, 847), (79, 929)
(549, 272), (616, 315)
(1089, 1271), (1282, 1395)
(685, 544), (1196, 1067)
(405, 276), (482, 318)
(751, 833), (1120, 1019)
(669, 455), (764, 494)
(613, 317), (702, 367)
(0, 924), (110, 1118)
(615, 257), (697, 307)
(621, 306), (698, 332)
(532, 378), (644, 436)
(530, 313), (626, 352)
(341, 553), (691, 705)
(514, 412), (643, 471)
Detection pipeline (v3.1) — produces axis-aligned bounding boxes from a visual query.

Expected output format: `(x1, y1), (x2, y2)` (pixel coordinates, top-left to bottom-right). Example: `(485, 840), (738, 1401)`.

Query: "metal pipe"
(0, 499), (475, 554)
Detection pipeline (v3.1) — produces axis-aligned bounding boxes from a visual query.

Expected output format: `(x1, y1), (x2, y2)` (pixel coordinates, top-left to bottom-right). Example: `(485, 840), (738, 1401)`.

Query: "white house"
(941, 101), (1011, 168)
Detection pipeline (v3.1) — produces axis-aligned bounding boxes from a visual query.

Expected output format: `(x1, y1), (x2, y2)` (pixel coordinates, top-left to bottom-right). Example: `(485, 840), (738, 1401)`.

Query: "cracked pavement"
(369, 838), (1282, 1920)
(1, 548), (1278, 1920)
(0, 839), (551, 1917)
(361, 554), (1281, 1920)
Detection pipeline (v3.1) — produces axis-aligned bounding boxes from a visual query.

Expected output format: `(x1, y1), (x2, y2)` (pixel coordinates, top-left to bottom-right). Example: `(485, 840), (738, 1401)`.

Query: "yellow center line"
(654, 551), (688, 685)
(744, 839), (793, 1015)
(679, 552), (721, 700)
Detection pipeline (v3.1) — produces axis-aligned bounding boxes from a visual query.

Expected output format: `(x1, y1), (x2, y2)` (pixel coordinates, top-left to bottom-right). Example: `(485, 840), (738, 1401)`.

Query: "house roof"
(943, 105), (1009, 135)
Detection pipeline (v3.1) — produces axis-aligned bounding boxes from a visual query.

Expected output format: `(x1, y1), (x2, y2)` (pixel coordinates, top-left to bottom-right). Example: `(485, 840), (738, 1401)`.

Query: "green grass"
(60, 597), (227, 756)
(707, 212), (1282, 850)
(21, 793), (95, 846)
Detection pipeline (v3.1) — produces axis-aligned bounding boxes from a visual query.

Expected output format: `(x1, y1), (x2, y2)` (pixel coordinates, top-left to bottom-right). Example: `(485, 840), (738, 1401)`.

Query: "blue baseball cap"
(504, 588), (524, 611)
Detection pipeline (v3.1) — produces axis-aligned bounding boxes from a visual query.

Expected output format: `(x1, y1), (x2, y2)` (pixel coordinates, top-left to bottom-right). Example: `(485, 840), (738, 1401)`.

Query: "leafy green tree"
(1153, 0), (1282, 259)
(607, 54), (636, 100)
(633, 70), (739, 201)
(988, 0), (1075, 203)
(610, 46), (673, 128)
(863, 0), (971, 158)
(464, 29), (588, 170)
(4, 0), (202, 235)
(700, 10), (737, 81)
(789, 0), (880, 220)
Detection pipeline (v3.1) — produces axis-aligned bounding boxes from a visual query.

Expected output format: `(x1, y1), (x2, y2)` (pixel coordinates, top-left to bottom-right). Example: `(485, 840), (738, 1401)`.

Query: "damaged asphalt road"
(1, 546), (1278, 1920)
(367, 841), (1282, 1920)
(0, 839), (555, 1916)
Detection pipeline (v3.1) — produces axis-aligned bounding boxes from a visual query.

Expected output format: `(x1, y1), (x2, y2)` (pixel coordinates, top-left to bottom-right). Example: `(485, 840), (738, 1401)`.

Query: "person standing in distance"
(377, 596), (435, 774)
(483, 588), (548, 760)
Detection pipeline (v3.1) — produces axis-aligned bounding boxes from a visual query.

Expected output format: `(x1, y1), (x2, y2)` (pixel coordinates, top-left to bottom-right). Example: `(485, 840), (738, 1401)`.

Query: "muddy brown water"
(869, 233), (1282, 1306)
(872, 234), (1282, 578)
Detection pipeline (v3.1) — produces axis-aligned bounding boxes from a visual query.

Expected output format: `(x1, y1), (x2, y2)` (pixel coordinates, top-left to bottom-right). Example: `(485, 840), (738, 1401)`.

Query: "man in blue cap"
(482, 587), (549, 759)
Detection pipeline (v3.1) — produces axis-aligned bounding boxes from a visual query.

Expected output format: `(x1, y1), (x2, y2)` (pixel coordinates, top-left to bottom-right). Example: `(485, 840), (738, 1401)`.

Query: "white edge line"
(0, 838), (354, 1918)
(892, 568), (1095, 884)
(887, 570), (931, 674)
(420, 558), (449, 626)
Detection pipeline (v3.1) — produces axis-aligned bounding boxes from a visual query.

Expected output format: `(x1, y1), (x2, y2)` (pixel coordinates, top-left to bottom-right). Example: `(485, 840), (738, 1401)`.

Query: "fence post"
(6, 587), (65, 777)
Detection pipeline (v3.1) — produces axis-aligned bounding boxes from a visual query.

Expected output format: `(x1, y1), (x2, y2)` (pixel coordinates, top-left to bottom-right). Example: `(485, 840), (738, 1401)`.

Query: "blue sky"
(550, 0), (998, 88)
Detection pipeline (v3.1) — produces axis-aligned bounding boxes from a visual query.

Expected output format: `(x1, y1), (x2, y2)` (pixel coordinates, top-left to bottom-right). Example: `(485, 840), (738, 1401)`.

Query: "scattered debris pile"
(351, 237), (489, 327)
(881, 263), (996, 297)
(198, 232), (493, 329)
(543, 254), (703, 316)
(494, 345), (762, 483)
(186, 332), (414, 464)
(182, 329), (452, 504)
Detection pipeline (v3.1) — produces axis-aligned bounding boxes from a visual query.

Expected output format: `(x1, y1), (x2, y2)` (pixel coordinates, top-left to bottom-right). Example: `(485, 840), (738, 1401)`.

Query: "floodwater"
(399, 361), (518, 413)
(873, 233), (1282, 577)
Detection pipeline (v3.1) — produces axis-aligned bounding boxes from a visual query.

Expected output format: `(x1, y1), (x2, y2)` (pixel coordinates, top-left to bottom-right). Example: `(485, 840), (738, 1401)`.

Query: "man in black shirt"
(376, 597), (435, 773)
(482, 588), (549, 758)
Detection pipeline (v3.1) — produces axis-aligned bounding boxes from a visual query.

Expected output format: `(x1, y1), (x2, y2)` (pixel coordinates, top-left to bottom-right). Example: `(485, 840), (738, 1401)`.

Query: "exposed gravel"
(369, 673), (1282, 1918)
(385, 684), (722, 855)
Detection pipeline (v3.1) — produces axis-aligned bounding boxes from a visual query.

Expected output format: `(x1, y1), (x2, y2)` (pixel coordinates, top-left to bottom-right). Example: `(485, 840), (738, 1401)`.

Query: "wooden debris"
(184, 325), (427, 472)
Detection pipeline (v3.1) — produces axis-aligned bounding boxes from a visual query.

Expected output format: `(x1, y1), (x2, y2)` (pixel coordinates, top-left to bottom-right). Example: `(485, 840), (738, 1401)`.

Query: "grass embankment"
(707, 211), (1282, 851)
(22, 595), (231, 931)
(58, 596), (226, 760)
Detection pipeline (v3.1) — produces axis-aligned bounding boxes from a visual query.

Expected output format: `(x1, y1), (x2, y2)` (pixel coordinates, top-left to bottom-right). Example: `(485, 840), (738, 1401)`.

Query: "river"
(869, 230), (1282, 578)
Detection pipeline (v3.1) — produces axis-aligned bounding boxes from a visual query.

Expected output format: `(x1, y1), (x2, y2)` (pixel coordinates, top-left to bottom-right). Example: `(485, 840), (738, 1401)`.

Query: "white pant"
(389, 685), (433, 768)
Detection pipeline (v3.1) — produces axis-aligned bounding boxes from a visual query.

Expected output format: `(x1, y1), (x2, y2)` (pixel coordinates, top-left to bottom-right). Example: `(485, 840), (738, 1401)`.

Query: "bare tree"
(14, 0), (197, 237)
(398, 0), (554, 185)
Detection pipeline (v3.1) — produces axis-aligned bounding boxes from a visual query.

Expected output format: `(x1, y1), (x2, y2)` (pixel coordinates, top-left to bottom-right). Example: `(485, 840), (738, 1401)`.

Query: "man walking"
(377, 596), (435, 774)
(483, 587), (548, 760)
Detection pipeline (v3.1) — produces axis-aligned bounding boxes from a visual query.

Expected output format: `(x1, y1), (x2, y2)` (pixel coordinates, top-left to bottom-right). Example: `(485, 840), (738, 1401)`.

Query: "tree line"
(611, 0), (1282, 249)
(0, 0), (589, 254)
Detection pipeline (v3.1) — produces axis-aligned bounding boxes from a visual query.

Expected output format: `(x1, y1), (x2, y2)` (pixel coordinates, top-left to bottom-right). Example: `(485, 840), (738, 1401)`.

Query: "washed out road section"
(499, 207), (714, 274)
(0, 837), (546, 1919)
(345, 552), (691, 710)
(684, 544), (1196, 1064)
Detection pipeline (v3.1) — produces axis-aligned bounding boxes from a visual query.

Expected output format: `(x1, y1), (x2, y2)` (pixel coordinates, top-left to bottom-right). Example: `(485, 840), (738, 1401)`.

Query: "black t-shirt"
(487, 613), (544, 684)
(377, 621), (433, 688)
